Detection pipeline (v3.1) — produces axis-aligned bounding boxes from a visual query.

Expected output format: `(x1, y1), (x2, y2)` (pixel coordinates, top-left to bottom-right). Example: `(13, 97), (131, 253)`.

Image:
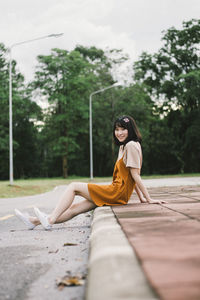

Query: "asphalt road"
(1, 177), (200, 300)
(0, 185), (92, 300)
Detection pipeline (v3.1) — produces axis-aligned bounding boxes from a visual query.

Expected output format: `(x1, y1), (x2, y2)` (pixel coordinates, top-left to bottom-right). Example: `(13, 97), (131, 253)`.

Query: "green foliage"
(0, 43), (42, 179)
(134, 19), (200, 111)
(0, 43), (9, 178)
(1, 19), (199, 180)
(32, 46), (116, 177)
(133, 19), (200, 174)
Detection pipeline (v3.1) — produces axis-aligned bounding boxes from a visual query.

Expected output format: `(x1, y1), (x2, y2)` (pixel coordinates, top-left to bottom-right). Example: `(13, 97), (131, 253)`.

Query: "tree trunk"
(62, 155), (68, 178)
(62, 142), (68, 178)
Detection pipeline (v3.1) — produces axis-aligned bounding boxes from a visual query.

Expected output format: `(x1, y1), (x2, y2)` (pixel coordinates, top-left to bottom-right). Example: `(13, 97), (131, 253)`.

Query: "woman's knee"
(69, 182), (87, 193)
(68, 182), (75, 190)
(67, 182), (91, 201)
(67, 182), (80, 192)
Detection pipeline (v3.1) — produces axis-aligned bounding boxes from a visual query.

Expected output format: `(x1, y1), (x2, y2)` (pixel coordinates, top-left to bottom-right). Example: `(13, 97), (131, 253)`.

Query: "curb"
(86, 206), (158, 300)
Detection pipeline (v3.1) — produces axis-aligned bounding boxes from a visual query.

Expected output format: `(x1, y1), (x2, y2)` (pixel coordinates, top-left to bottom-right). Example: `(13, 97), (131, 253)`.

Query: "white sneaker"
(15, 209), (36, 230)
(33, 207), (52, 230)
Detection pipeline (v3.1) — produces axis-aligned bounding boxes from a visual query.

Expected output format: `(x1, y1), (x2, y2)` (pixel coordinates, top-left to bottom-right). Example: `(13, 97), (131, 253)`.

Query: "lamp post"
(8, 33), (63, 185)
(89, 82), (121, 180)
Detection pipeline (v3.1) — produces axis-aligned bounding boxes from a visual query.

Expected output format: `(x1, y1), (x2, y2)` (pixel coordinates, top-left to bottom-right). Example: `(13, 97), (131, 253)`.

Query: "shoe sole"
(15, 209), (35, 230)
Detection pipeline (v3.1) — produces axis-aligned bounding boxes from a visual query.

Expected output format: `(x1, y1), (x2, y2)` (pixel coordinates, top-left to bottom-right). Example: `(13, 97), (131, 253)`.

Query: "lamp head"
(113, 82), (122, 87)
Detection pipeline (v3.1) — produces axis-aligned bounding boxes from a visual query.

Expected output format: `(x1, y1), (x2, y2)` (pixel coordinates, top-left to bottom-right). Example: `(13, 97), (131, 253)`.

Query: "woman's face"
(115, 126), (128, 143)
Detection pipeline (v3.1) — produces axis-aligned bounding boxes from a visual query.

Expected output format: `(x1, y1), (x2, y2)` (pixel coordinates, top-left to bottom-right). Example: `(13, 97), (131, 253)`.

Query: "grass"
(0, 173), (199, 198)
(0, 176), (112, 198)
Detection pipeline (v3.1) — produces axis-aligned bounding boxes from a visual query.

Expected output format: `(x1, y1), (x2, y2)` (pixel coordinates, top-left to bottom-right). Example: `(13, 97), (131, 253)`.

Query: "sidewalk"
(86, 178), (200, 300)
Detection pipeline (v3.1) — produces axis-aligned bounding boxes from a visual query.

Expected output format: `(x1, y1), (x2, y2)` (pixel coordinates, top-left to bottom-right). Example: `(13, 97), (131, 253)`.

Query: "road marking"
(0, 214), (14, 221)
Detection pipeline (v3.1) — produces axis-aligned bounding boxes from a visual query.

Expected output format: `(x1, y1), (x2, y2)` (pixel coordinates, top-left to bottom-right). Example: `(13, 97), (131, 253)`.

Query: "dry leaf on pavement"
(48, 249), (59, 254)
(63, 243), (78, 246)
(56, 275), (85, 289)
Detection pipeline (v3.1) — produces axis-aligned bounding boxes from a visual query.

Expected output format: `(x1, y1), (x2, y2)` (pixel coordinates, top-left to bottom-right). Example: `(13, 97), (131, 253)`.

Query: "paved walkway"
(113, 185), (200, 300)
(87, 178), (200, 300)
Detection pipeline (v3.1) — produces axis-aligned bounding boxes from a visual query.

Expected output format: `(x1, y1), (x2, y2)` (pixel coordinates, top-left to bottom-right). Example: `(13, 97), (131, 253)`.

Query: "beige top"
(118, 141), (142, 169)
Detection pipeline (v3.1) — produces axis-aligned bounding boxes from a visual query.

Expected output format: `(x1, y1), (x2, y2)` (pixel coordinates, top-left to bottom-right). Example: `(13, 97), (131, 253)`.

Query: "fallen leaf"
(48, 249), (59, 254)
(63, 243), (78, 246)
(56, 275), (85, 289)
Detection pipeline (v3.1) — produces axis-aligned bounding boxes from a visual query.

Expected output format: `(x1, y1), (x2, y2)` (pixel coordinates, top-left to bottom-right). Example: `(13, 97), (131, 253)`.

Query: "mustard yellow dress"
(88, 141), (142, 206)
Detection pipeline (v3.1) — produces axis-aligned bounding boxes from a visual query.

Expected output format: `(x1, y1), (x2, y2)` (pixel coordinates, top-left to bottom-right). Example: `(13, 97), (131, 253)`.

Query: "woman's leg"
(29, 199), (95, 226)
(29, 182), (95, 227)
(48, 182), (95, 224)
(54, 199), (96, 223)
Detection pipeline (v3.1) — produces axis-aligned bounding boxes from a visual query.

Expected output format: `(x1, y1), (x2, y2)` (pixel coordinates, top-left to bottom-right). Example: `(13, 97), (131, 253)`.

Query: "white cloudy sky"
(1, 0), (199, 82)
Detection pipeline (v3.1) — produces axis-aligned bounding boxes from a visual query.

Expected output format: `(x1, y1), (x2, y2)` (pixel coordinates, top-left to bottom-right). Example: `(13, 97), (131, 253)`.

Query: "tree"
(134, 19), (200, 112)
(0, 43), (10, 179)
(0, 43), (41, 179)
(133, 19), (200, 174)
(33, 46), (116, 178)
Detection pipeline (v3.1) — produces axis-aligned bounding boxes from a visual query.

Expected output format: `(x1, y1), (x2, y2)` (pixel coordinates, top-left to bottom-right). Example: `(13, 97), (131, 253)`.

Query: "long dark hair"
(113, 115), (142, 146)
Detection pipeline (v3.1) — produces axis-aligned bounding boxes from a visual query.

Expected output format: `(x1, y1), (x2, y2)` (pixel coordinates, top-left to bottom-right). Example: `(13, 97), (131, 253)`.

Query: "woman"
(15, 115), (165, 230)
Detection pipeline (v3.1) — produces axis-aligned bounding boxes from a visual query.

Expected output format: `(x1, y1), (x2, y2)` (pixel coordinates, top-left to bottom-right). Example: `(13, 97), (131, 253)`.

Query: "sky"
(1, 0), (200, 83)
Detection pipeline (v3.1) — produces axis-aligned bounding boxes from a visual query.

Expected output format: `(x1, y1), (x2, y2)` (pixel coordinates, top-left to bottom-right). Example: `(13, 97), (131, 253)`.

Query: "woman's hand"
(147, 198), (167, 204)
(130, 170), (167, 205)
(139, 196), (148, 203)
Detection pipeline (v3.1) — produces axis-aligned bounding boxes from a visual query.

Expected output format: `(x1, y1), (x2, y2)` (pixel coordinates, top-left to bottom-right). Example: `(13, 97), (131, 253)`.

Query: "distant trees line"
(0, 19), (199, 179)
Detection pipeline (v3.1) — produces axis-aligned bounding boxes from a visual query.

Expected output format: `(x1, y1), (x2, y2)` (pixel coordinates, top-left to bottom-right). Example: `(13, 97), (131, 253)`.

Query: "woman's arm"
(135, 184), (147, 203)
(130, 168), (166, 204)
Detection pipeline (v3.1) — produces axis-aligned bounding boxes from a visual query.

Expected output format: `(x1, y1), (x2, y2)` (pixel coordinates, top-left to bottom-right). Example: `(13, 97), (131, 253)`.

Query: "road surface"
(0, 185), (92, 300)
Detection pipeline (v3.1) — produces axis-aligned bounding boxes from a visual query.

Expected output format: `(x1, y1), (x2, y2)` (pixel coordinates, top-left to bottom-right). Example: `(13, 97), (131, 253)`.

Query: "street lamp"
(89, 82), (121, 180)
(8, 33), (63, 185)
